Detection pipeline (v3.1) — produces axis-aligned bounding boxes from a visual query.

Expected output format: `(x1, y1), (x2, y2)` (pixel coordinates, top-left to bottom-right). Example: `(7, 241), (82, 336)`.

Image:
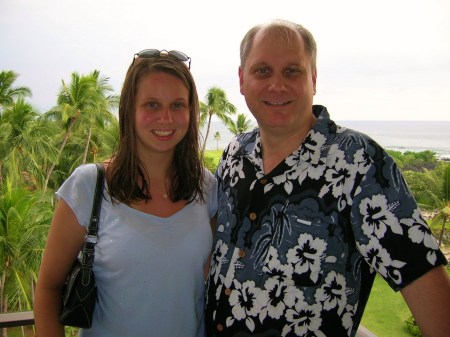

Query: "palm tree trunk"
(201, 114), (213, 155)
(43, 116), (77, 193)
(82, 127), (92, 164)
(437, 215), (447, 246)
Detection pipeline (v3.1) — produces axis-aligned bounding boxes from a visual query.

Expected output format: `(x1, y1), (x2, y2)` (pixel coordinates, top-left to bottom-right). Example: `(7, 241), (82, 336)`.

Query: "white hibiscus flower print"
(319, 146), (357, 200)
(223, 156), (245, 187)
(285, 159), (326, 187)
(210, 239), (229, 284)
(314, 271), (347, 315)
(353, 148), (372, 175)
(227, 280), (263, 331)
(358, 238), (406, 283)
(303, 159), (327, 181)
(300, 130), (326, 163)
(400, 208), (440, 264)
(271, 172), (294, 194)
(282, 302), (325, 337)
(342, 303), (358, 335)
(401, 208), (440, 250)
(263, 246), (294, 283)
(286, 233), (327, 283)
(360, 194), (403, 239)
(257, 278), (302, 321)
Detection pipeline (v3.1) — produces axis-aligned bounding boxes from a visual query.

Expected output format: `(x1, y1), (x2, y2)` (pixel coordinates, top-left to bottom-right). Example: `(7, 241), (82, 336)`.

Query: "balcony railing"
(0, 311), (377, 336)
(0, 311), (34, 328)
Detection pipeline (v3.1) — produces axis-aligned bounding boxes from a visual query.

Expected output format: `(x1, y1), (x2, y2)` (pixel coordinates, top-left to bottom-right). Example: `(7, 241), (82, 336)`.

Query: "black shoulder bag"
(59, 163), (105, 328)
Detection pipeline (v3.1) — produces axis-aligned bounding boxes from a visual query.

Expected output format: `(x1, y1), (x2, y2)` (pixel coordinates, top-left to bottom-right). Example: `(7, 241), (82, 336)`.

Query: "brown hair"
(106, 56), (205, 204)
(240, 19), (317, 71)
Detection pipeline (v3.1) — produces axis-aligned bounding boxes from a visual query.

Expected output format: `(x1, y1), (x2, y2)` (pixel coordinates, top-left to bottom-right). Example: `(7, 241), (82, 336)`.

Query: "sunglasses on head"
(132, 49), (191, 69)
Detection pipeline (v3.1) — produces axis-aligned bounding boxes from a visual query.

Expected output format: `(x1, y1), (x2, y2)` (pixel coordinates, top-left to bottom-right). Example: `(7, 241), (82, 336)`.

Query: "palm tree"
(42, 72), (89, 191)
(0, 179), (52, 330)
(42, 70), (118, 192)
(0, 70), (32, 110)
(213, 131), (221, 150)
(78, 70), (119, 165)
(0, 98), (55, 188)
(200, 86), (236, 154)
(227, 113), (254, 136)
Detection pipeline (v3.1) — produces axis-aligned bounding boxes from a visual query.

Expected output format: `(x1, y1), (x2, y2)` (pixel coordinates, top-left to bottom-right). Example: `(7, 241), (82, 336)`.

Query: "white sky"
(2, 0), (450, 121)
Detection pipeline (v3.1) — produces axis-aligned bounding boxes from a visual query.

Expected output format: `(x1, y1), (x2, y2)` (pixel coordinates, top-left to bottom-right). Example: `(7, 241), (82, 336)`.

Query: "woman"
(34, 49), (217, 337)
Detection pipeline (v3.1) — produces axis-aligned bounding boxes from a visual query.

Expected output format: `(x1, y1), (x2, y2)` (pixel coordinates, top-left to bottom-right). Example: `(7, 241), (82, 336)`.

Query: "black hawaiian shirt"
(205, 105), (447, 337)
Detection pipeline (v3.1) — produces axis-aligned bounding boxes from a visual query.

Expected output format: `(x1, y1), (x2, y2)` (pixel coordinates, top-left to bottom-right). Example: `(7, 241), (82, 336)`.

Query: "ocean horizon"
(201, 120), (450, 160)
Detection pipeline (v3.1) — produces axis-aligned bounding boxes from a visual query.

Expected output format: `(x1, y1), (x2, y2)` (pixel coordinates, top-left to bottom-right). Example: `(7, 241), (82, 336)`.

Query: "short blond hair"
(240, 19), (317, 71)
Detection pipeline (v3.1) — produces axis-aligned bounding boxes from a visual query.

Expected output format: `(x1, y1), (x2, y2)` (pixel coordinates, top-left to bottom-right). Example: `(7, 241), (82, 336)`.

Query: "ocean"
(201, 120), (450, 160)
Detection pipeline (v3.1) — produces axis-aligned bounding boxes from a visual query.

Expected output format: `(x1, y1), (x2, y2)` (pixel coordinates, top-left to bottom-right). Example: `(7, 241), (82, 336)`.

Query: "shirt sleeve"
(351, 146), (448, 291)
(55, 163), (98, 229)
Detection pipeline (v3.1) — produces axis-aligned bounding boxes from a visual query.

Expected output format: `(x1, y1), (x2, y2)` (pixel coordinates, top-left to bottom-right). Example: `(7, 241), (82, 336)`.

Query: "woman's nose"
(158, 108), (173, 122)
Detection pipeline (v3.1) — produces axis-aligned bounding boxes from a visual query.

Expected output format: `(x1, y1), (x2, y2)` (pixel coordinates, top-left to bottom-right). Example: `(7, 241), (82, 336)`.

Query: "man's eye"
(255, 67), (269, 75)
(285, 67), (301, 75)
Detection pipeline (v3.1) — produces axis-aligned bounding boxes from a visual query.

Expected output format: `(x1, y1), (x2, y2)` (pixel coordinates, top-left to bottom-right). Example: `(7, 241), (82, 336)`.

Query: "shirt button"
(217, 324), (224, 331)
(238, 249), (246, 258)
(224, 288), (231, 296)
(260, 178), (268, 184)
(249, 212), (257, 220)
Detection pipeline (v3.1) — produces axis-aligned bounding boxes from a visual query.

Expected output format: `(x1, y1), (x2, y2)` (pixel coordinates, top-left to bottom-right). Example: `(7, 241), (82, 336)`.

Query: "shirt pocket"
(254, 211), (346, 288)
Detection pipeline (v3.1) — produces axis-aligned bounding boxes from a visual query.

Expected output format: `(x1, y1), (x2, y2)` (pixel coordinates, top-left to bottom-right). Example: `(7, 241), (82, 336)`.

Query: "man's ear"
(239, 66), (244, 95)
(312, 67), (317, 95)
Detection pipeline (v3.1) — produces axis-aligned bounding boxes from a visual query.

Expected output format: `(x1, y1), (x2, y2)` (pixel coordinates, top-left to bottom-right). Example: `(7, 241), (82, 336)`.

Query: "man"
(205, 19), (450, 337)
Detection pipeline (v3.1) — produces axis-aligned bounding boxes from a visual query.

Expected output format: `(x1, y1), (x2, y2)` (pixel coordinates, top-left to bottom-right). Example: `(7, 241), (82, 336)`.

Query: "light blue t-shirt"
(57, 163), (217, 337)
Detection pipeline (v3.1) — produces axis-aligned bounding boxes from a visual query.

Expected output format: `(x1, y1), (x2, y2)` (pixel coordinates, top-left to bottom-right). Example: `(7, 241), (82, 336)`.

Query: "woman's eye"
(146, 101), (158, 109)
(173, 102), (186, 109)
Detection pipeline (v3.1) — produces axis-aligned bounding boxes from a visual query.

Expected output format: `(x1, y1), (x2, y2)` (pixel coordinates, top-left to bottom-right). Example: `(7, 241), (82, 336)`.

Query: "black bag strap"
(81, 163), (105, 285)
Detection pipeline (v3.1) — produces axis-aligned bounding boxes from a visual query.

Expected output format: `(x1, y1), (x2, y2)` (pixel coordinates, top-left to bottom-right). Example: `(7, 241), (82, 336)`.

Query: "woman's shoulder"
(71, 162), (97, 172)
(202, 168), (216, 184)
(61, 163), (100, 190)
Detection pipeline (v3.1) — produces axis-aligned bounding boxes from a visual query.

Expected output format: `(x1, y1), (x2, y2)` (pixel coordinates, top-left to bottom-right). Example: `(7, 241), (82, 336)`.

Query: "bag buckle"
(85, 234), (98, 244)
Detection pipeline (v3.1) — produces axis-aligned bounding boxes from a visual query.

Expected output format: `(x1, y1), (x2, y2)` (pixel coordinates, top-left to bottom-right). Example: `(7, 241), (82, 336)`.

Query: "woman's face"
(134, 71), (190, 158)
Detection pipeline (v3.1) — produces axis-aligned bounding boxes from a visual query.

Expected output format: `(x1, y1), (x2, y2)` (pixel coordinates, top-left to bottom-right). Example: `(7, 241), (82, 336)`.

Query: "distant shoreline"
(202, 120), (450, 160)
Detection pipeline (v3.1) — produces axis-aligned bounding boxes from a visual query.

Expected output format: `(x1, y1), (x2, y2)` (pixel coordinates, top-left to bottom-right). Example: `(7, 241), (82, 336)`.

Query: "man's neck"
(259, 115), (316, 174)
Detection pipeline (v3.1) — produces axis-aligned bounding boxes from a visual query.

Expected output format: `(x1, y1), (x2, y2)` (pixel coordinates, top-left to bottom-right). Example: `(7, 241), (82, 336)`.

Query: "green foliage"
(387, 150), (438, 171)
(203, 150), (224, 174)
(405, 316), (422, 337)
(0, 70), (31, 108)
(0, 68), (117, 317)
(204, 150), (223, 172)
(227, 113), (254, 136)
(65, 326), (79, 336)
(0, 179), (53, 312)
(203, 156), (217, 174)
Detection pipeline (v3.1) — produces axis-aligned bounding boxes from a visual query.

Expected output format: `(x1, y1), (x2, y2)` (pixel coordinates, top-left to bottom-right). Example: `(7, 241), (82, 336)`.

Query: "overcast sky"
(2, 0), (450, 121)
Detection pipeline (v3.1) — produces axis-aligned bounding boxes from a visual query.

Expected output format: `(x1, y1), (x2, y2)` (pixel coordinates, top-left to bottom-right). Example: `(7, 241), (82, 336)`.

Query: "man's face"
(239, 30), (317, 135)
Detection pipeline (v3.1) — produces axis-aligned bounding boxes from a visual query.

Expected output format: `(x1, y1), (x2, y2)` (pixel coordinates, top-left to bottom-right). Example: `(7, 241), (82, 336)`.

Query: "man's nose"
(268, 73), (287, 92)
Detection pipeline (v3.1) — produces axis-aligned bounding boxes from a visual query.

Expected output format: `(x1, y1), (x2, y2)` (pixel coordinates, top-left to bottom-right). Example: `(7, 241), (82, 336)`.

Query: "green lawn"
(204, 150), (223, 162)
(361, 275), (413, 337)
